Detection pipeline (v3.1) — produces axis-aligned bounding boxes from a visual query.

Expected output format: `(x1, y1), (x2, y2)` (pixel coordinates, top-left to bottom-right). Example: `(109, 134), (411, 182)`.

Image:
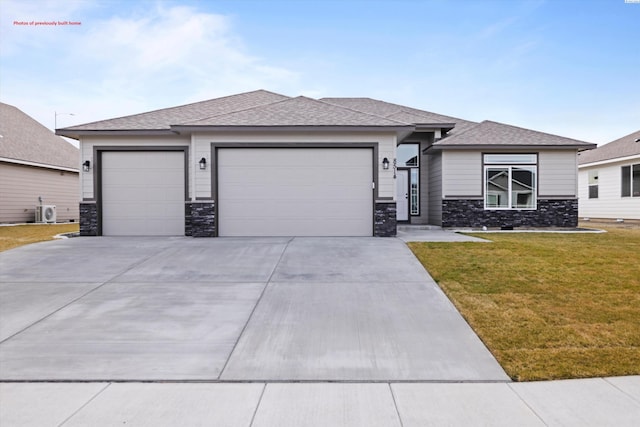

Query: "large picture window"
(484, 154), (537, 210)
(621, 164), (640, 197)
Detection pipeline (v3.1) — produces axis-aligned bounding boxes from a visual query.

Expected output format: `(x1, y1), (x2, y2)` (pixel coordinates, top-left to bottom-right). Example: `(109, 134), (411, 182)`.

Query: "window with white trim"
(621, 164), (640, 197)
(588, 170), (599, 199)
(397, 144), (420, 215)
(484, 154), (537, 210)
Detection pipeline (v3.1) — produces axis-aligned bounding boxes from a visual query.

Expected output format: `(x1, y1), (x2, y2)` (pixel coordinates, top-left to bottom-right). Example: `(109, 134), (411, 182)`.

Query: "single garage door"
(102, 151), (185, 236)
(218, 148), (373, 236)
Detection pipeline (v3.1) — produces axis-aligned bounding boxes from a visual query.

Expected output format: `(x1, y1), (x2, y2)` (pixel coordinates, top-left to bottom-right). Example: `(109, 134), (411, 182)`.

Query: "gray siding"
(411, 141), (430, 224)
(441, 149), (579, 199)
(0, 162), (79, 223)
(538, 150), (578, 197)
(442, 151), (482, 197)
(427, 153), (443, 225)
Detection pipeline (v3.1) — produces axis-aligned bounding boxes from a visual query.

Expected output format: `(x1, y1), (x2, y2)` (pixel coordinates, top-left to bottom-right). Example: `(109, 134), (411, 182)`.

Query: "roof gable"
(431, 120), (595, 149)
(179, 96), (410, 127)
(578, 130), (640, 165)
(0, 102), (78, 170)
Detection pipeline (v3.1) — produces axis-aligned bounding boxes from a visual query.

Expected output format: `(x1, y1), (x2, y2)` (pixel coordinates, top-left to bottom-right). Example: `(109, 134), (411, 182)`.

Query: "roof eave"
(0, 156), (79, 173)
(170, 125), (414, 134)
(427, 143), (597, 151)
(55, 129), (177, 139)
(579, 153), (640, 168)
(414, 123), (456, 132)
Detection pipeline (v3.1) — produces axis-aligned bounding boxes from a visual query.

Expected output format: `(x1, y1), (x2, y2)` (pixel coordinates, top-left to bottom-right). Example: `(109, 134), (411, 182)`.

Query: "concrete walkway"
(2, 377), (639, 426)
(396, 225), (490, 242)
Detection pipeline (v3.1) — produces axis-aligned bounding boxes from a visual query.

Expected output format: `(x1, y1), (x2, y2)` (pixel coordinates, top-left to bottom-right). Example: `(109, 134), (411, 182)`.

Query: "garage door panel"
(102, 152), (185, 236)
(218, 148), (372, 237)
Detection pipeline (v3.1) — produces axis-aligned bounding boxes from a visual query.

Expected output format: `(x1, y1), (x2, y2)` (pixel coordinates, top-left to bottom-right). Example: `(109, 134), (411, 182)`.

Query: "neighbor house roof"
(178, 96), (411, 128)
(578, 130), (640, 165)
(428, 120), (596, 150)
(0, 102), (79, 170)
(320, 97), (477, 134)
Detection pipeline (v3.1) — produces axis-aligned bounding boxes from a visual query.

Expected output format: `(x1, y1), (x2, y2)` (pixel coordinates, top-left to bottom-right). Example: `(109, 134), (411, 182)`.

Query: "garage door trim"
(95, 146), (189, 236)
(210, 142), (382, 201)
(211, 142), (382, 237)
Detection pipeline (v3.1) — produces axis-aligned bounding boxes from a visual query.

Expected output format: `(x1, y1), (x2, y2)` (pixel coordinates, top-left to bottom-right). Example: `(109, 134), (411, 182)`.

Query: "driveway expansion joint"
(57, 382), (111, 427)
(217, 237), (294, 379)
(604, 377), (640, 405)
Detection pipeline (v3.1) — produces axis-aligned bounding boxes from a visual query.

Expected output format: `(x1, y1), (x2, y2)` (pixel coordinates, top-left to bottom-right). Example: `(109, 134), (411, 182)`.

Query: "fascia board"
(429, 144), (596, 151)
(171, 125), (414, 134)
(1, 157), (79, 173)
(579, 153), (640, 168)
(55, 129), (178, 139)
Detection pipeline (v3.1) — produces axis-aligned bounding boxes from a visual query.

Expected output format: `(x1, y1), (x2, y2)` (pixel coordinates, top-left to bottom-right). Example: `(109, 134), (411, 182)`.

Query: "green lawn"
(0, 223), (80, 252)
(408, 225), (640, 381)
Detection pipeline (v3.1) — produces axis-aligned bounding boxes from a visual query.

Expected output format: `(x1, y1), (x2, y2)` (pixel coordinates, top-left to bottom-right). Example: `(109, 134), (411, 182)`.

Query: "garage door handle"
(405, 193), (408, 199)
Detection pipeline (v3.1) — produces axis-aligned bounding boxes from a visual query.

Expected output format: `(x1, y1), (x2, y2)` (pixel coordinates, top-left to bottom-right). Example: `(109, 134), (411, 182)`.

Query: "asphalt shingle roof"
(432, 120), (596, 149)
(61, 90), (289, 131)
(578, 130), (640, 165)
(56, 90), (598, 150)
(0, 102), (78, 170)
(320, 97), (477, 134)
(181, 96), (410, 127)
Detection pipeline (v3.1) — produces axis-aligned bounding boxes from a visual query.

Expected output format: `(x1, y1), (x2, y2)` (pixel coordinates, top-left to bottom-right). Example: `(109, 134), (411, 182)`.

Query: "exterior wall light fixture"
(199, 157), (207, 170)
(82, 160), (90, 172)
(382, 157), (390, 170)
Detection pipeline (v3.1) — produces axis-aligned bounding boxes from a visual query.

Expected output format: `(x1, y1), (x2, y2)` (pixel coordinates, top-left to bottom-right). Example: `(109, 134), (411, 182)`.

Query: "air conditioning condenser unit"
(35, 205), (57, 223)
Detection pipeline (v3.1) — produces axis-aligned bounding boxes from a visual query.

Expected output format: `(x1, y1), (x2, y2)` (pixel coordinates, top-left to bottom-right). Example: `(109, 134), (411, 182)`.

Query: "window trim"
(398, 143), (420, 216)
(588, 170), (599, 199)
(410, 168), (419, 215)
(621, 163), (640, 198)
(483, 153), (538, 210)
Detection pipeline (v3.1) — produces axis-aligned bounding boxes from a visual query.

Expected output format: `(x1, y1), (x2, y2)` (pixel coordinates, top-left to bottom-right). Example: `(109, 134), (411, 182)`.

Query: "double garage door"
(101, 148), (373, 237)
(217, 148), (373, 237)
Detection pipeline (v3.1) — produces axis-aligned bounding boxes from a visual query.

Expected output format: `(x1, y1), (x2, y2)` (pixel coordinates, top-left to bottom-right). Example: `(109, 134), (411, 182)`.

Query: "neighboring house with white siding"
(578, 130), (640, 221)
(56, 90), (595, 237)
(0, 102), (79, 223)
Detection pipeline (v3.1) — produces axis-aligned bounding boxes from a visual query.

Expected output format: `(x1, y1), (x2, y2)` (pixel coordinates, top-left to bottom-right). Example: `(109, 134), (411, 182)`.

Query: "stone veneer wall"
(185, 201), (215, 237)
(442, 199), (578, 228)
(374, 202), (397, 237)
(79, 202), (98, 236)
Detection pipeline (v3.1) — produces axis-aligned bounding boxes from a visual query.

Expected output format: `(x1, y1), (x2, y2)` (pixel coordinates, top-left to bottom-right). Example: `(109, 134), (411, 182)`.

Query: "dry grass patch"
(0, 223), (80, 252)
(408, 226), (640, 381)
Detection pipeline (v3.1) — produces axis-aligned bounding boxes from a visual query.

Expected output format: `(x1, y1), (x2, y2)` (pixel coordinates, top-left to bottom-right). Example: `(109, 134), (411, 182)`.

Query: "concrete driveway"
(0, 236), (508, 382)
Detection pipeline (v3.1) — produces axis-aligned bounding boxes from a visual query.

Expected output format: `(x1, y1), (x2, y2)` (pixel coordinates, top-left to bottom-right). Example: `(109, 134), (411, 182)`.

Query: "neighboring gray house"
(57, 90), (595, 237)
(578, 130), (640, 221)
(0, 102), (79, 223)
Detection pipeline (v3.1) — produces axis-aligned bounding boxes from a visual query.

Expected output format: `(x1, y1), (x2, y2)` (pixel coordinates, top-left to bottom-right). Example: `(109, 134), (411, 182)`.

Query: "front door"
(396, 169), (409, 221)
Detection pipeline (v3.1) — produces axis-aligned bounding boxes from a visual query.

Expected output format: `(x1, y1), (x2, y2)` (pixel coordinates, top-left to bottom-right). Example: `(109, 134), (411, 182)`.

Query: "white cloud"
(1, 2), (301, 131)
(72, 4), (300, 107)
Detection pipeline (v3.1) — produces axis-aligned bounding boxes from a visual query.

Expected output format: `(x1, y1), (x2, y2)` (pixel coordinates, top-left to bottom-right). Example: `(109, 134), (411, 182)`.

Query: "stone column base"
(186, 201), (215, 237)
(79, 202), (98, 236)
(374, 202), (397, 237)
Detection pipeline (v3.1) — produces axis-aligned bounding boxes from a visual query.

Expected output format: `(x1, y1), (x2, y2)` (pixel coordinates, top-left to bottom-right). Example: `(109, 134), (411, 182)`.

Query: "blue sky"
(1, 0), (638, 144)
